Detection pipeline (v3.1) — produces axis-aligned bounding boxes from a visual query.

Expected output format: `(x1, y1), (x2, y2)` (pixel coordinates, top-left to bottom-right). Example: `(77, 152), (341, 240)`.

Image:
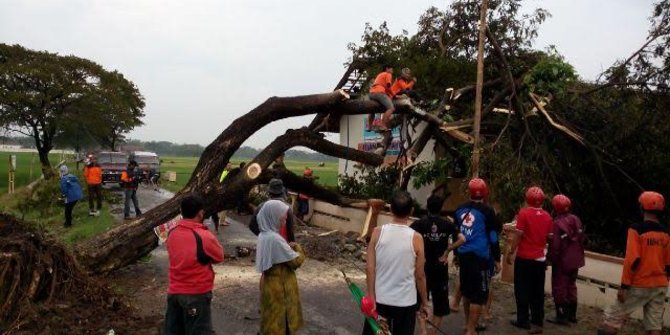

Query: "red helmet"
(525, 186), (545, 207)
(468, 178), (489, 199)
(639, 191), (665, 211)
(551, 194), (571, 214)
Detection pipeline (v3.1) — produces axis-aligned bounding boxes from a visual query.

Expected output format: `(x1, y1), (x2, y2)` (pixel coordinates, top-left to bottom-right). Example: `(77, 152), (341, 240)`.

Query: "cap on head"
(639, 191), (665, 212)
(551, 194), (571, 214)
(468, 178), (489, 200)
(268, 178), (285, 196)
(525, 186), (546, 207)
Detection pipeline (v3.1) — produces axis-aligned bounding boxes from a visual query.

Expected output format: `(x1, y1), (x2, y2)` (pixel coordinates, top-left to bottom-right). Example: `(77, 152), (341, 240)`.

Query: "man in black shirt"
(411, 195), (466, 335)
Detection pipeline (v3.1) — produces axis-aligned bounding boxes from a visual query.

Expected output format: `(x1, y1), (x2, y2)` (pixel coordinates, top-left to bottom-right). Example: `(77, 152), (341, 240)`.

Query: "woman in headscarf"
(59, 165), (83, 228)
(256, 199), (305, 335)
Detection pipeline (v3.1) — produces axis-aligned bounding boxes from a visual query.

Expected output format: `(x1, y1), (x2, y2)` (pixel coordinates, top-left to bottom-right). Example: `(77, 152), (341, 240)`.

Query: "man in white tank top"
(362, 191), (430, 335)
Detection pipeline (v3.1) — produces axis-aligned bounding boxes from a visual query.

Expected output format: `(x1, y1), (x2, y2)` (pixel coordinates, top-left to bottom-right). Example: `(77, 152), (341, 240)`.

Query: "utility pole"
(471, 0), (489, 178)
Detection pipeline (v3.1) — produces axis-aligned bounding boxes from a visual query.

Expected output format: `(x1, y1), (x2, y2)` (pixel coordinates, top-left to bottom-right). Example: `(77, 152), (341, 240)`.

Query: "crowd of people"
(58, 153), (143, 227)
(161, 173), (670, 335)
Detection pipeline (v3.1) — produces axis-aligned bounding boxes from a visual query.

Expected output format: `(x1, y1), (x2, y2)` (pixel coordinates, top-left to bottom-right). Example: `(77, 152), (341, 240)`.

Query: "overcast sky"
(0, 0), (657, 148)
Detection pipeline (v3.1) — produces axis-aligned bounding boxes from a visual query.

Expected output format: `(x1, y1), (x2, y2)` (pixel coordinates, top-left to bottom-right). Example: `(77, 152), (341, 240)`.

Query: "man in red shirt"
(164, 194), (224, 335)
(390, 68), (417, 99)
(507, 186), (553, 334)
(367, 65), (394, 131)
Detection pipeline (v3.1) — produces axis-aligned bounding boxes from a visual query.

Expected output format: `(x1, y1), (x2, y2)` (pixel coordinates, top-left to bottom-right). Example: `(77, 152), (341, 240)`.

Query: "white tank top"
(375, 223), (417, 307)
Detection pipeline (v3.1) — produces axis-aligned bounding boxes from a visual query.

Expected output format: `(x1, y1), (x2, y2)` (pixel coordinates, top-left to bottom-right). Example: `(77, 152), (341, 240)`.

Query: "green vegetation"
(159, 156), (339, 193)
(0, 152), (68, 194)
(0, 174), (115, 245)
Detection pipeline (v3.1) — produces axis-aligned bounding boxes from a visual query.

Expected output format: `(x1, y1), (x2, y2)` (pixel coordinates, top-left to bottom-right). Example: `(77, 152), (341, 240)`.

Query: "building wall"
(338, 114), (435, 206)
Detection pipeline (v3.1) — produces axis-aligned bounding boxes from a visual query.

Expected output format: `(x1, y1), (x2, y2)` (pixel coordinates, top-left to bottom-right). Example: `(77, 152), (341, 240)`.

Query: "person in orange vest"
(83, 154), (103, 216)
(367, 65), (394, 131)
(121, 160), (142, 220)
(390, 67), (417, 99)
(598, 191), (670, 335)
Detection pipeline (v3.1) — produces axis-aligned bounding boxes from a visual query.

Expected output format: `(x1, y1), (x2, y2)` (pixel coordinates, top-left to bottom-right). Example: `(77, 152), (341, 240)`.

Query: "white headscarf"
(255, 199), (298, 272)
(59, 165), (69, 177)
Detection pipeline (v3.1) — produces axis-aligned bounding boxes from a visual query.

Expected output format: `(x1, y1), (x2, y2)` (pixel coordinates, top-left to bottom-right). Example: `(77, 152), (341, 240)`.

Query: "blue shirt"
(60, 174), (83, 204)
(455, 202), (500, 260)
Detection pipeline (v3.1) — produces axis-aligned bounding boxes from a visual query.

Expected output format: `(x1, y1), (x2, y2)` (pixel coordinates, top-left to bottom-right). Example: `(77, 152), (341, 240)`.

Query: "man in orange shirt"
(83, 154), (103, 216)
(598, 191), (670, 335)
(391, 68), (417, 99)
(368, 65), (394, 131)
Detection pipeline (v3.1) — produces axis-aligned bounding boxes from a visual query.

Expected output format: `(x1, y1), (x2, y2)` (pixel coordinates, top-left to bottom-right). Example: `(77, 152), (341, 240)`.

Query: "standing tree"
(0, 44), (145, 175)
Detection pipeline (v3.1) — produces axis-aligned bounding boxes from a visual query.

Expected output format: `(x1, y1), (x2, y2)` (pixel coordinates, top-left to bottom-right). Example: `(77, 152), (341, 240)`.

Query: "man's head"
(551, 194), (571, 214)
(639, 191), (665, 222)
(390, 191), (414, 218)
(426, 195), (444, 215)
(268, 178), (285, 198)
(383, 64), (394, 74)
(181, 194), (205, 222)
(401, 67), (412, 80)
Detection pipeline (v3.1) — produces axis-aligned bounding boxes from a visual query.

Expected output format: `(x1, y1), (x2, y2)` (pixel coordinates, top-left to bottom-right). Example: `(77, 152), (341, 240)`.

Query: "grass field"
(0, 152), (70, 193)
(159, 156), (339, 193)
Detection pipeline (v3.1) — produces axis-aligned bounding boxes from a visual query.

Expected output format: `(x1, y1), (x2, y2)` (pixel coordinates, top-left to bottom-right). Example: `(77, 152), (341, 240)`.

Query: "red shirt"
(167, 219), (224, 294)
(515, 207), (553, 260)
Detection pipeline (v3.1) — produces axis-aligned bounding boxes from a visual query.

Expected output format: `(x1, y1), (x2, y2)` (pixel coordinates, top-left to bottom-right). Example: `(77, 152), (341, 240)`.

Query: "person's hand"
(288, 242), (298, 250)
(420, 304), (431, 320)
(412, 77), (418, 83)
(438, 253), (449, 265)
(495, 261), (502, 274)
(617, 288), (626, 303)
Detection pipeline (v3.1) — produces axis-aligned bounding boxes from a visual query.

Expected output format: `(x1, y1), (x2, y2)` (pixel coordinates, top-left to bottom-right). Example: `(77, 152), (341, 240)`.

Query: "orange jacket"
(390, 78), (415, 97)
(620, 221), (670, 288)
(83, 165), (102, 185)
(369, 72), (393, 96)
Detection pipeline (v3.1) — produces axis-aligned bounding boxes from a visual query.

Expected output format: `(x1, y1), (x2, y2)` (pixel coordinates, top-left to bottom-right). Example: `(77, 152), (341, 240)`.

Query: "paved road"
(109, 187), (639, 335)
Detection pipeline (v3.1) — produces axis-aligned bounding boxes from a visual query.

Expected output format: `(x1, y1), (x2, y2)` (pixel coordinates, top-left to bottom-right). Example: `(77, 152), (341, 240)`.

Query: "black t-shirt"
(411, 214), (458, 264)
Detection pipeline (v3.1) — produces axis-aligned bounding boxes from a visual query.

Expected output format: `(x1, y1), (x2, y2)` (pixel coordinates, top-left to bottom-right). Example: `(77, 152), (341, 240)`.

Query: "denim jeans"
(164, 292), (213, 335)
(124, 189), (141, 218)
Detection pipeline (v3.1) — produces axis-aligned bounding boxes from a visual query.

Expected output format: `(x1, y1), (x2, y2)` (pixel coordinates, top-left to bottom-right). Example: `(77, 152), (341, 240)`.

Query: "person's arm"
(413, 232), (431, 318)
(60, 177), (67, 196)
(620, 228), (641, 290)
(366, 227), (381, 304)
(548, 222), (562, 264)
(286, 243), (305, 269)
(505, 212), (525, 264)
(248, 205), (262, 236)
(286, 208), (296, 242)
(202, 231), (225, 263)
(384, 73), (394, 96)
(486, 210), (502, 263)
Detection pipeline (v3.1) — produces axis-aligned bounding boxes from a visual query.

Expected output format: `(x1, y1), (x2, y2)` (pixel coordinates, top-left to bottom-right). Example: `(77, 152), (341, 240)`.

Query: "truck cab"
(129, 151), (160, 182)
(97, 151), (128, 185)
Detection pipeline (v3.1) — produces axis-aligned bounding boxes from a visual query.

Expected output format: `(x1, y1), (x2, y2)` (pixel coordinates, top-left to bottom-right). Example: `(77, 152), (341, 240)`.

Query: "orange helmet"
(551, 194), (571, 214)
(525, 186), (545, 207)
(639, 191), (665, 211)
(468, 178), (489, 200)
(303, 167), (313, 177)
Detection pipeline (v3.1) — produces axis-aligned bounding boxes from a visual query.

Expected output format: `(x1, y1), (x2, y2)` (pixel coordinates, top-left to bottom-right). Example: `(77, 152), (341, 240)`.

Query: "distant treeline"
(0, 136), (336, 161)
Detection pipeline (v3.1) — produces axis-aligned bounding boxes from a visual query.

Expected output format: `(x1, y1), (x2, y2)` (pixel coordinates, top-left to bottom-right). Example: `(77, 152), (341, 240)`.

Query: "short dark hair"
(181, 194), (204, 219)
(383, 64), (393, 71)
(390, 191), (413, 217)
(426, 195), (444, 215)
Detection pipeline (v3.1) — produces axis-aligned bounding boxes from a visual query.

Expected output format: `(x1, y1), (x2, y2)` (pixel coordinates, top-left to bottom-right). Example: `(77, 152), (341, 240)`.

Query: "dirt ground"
(107, 187), (651, 335)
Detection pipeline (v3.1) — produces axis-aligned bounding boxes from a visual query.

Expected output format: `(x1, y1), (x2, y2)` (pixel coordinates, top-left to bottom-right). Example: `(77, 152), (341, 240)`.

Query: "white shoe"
(88, 210), (95, 216)
(94, 210), (101, 217)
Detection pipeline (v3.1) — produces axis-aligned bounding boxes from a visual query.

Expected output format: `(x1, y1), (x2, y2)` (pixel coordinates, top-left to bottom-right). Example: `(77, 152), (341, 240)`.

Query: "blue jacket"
(60, 174), (83, 204)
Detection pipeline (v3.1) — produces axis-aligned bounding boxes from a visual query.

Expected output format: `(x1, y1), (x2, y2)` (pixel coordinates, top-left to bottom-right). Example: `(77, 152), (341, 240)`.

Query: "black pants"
(164, 292), (212, 335)
(362, 303), (416, 335)
(514, 258), (547, 327)
(64, 200), (77, 227)
(124, 189), (141, 218)
(87, 184), (102, 211)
